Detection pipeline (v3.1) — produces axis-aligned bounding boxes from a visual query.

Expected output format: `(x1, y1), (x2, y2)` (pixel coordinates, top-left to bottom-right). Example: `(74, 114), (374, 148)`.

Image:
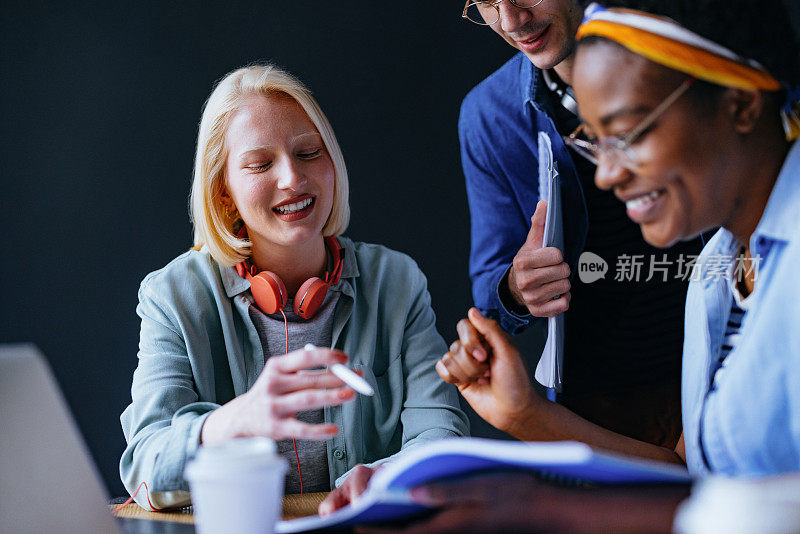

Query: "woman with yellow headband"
(388, 0), (800, 531)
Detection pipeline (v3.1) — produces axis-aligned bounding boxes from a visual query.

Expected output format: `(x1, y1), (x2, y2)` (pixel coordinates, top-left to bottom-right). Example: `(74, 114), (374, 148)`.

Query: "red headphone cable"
(113, 481), (171, 513)
(280, 308), (304, 494)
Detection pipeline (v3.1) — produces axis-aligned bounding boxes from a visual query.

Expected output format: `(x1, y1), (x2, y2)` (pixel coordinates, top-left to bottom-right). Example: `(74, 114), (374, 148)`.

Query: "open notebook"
(276, 438), (691, 533)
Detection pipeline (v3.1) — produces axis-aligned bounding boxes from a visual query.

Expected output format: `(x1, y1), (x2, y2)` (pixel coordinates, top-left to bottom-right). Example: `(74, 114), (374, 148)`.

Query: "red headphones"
(234, 235), (344, 319)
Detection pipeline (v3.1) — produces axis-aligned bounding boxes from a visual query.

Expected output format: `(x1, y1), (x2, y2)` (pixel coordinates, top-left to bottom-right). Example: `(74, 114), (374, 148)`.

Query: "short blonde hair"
(190, 64), (350, 266)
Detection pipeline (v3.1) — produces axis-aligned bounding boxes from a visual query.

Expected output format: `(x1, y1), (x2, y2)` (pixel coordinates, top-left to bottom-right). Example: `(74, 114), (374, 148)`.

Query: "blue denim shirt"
(683, 141), (800, 476)
(459, 53), (588, 334)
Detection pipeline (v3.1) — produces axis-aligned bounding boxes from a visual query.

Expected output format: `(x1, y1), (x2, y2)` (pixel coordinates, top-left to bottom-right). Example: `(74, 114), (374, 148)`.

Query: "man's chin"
(522, 47), (570, 72)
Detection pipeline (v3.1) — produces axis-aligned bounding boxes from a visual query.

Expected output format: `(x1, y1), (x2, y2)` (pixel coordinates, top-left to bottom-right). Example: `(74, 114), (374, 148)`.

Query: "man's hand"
(508, 200), (571, 317)
(437, 308), (540, 437)
(318, 465), (377, 516)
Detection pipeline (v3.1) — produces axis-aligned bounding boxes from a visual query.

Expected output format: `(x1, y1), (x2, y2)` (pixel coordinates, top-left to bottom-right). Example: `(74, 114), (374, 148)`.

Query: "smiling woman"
(570, 0), (800, 477)
(119, 64), (468, 514)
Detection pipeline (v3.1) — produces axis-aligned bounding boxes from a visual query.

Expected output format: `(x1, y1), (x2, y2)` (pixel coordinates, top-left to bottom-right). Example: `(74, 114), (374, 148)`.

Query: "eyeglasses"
(462, 0), (545, 26)
(564, 78), (695, 171)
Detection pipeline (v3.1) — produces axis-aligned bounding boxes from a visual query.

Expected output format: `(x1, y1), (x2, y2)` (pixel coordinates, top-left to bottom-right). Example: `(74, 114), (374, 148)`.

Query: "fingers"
(525, 199), (547, 249)
(436, 359), (454, 383)
(529, 292), (571, 318)
(319, 485), (350, 516)
(467, 308), (506, 346)
(507, 254), (571, 316)
(272, 387), (355, 417)
(466, 308), (512, 354)
(440, 340), (488, 383)
(273, 369), (346, 394)
(439, 352), (471, 384)
(319, 465), (375, 516)
(456, 319), (488, 362)
(514, 248), (569, 273)
(274, 418), (339, 441)
(267, 347), (348, 374)
(525, 277), (571, 307)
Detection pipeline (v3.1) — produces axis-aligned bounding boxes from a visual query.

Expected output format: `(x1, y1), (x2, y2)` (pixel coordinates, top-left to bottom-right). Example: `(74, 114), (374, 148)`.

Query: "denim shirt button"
(333, 449), (345, 460)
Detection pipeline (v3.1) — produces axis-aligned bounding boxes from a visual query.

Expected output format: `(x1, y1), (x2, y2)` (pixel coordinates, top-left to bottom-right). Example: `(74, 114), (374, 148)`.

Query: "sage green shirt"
(119, 236), (469, 509)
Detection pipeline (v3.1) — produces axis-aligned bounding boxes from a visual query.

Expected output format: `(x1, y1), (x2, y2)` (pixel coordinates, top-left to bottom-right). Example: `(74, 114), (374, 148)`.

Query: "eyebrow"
(237, 132), (322, 160)
(599, 105), (652, 127)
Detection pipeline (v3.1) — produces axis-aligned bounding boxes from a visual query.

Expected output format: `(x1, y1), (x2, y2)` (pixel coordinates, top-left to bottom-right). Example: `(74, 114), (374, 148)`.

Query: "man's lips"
(514, 25), (551, 51)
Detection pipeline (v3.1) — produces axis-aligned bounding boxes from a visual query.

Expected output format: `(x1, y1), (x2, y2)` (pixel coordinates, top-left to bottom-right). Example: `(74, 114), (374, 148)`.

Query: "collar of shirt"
(706, 141), (800, 273)
(750, 141), (800, 249)
(219, 235), (360, 298)
(520, 58), (545, 111)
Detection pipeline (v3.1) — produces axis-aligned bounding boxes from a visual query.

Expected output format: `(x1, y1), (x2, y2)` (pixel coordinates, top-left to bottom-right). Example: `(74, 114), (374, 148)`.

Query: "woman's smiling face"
(223, 93), (335, 249)
(571, 40), (744, 248)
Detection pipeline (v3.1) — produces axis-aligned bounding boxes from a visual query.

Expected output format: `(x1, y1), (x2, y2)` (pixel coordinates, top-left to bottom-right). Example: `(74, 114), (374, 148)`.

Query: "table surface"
(112, 492), (328, 533)
(111, 491), (327, 523)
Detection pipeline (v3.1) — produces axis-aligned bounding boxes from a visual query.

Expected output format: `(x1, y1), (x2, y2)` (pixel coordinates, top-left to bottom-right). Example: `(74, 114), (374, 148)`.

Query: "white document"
(533, 132), (565, 391)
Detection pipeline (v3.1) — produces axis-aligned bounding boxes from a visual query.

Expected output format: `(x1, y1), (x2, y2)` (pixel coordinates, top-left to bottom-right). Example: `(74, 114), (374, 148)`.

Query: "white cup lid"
(187, 437), (284, 479)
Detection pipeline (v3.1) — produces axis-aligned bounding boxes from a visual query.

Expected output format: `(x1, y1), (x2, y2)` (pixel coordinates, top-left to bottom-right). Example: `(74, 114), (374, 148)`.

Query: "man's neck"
(551, 54), (575, 88)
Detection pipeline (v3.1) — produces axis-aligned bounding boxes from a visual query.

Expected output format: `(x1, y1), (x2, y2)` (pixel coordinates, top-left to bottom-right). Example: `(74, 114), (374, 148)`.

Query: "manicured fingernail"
(338, 388), (354, 399)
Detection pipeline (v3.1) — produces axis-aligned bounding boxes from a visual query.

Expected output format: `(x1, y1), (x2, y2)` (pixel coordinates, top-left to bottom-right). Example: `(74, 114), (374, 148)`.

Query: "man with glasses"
(453, 0), (704, 448)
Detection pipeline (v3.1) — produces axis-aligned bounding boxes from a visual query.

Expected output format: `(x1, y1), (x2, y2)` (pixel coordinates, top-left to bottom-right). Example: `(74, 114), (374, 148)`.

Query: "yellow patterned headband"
(577, 3), (800, 139)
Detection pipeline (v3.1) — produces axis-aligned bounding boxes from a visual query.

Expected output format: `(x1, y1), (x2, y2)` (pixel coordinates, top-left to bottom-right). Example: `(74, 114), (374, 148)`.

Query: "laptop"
(0, 344), (121, 533)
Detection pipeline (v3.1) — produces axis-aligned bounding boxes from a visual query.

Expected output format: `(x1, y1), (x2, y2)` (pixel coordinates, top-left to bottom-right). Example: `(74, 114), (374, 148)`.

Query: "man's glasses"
(462, 0), (545, 26)
(564, 78), (695, 171)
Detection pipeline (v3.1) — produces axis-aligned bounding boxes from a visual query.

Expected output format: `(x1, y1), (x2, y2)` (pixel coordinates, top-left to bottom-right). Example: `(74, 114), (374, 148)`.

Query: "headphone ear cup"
(250, 271), (288, 314)
(294, 278), (329, 319)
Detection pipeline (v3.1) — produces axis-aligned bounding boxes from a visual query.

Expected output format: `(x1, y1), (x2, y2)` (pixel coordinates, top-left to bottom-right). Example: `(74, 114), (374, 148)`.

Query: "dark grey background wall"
(0, 3), (518, 496)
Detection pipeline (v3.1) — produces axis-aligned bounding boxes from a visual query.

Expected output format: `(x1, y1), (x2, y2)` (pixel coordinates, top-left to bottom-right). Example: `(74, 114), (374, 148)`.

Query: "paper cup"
(185, 437), (288, 534)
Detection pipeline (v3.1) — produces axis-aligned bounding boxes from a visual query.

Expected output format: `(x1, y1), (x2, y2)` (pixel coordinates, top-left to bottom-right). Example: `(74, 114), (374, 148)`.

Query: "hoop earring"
(223, 203), (238, 218)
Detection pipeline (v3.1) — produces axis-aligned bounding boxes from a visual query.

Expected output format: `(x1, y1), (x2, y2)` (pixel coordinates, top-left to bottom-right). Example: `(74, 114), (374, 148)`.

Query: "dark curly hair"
(578, 0), (800, 86)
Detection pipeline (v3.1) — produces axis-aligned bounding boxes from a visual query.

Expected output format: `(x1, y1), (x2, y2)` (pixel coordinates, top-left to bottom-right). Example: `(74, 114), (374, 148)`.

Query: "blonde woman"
(120, 64), (468, 514)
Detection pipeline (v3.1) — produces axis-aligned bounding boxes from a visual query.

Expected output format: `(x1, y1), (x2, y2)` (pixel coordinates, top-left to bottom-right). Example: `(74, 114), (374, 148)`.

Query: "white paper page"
(534, 132), (565, 391)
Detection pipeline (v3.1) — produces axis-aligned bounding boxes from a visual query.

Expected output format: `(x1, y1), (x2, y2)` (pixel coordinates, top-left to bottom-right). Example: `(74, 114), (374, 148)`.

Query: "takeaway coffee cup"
(185, 436), (287, 534)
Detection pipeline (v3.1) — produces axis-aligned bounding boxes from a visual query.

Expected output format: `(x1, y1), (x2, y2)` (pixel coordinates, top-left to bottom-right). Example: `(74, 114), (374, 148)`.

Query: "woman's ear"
(725, 88), (766, 135)
(218, 187), (238, 217)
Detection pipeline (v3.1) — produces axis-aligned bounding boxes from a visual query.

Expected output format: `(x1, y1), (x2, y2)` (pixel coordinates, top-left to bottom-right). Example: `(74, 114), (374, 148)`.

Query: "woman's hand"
(200, 347), (355, 445)
(437, 308), (541, 437)
(437, 318), (491, 385)
(318, 464), (378, 515)
(357, 473), (686, 534)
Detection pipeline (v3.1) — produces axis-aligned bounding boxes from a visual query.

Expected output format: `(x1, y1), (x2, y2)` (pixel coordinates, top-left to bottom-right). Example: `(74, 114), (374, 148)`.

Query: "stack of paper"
(534, 132), (565, 391)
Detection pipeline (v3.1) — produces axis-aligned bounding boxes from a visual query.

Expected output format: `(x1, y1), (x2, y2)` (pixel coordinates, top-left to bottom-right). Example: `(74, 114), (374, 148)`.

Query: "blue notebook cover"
(276, 438), (691, 532)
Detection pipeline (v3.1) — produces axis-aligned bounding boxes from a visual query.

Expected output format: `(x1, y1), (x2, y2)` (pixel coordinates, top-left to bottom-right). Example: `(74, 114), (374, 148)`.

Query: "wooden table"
(111, 491), (328, 525)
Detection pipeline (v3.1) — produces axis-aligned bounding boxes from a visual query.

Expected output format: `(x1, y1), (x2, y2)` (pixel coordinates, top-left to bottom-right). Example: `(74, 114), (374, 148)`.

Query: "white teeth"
(275, 198), (313, 214)
(626, 191), (662, 211)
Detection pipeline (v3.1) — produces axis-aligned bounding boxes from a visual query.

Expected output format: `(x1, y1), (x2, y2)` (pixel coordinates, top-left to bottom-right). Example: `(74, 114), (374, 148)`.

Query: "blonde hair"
(190, 64), (350, 266)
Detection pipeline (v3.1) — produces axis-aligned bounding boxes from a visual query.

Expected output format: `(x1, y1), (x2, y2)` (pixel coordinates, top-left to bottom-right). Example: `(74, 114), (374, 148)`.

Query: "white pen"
(304, 344), (375, 396)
